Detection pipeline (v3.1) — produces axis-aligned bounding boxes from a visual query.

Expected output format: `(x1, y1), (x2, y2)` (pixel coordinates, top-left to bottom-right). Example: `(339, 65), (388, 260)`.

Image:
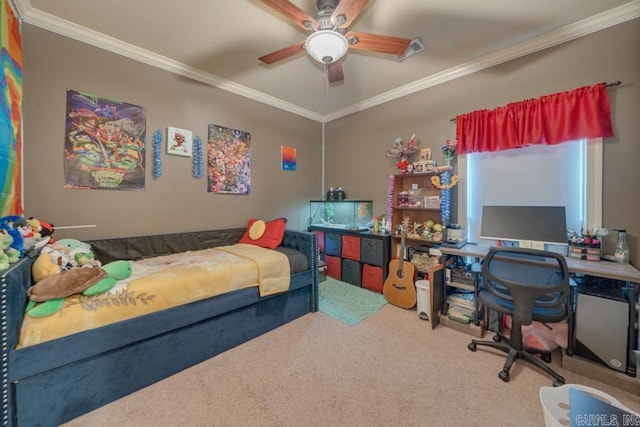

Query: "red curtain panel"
(455, 83), (613, 154)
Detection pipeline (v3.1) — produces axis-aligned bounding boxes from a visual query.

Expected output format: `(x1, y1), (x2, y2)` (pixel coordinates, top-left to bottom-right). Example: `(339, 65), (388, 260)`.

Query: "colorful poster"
(281, 146), (296, 171)
(64, 89), (146, 190)
(207, 124), (251, 195)
(0, 0), (23, 215)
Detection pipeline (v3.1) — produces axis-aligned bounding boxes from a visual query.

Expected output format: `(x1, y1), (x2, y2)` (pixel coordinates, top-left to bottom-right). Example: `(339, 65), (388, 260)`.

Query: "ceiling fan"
(257, 0), (412, 83)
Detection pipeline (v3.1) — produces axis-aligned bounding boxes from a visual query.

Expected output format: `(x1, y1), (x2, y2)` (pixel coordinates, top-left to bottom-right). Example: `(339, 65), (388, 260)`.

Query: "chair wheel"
(499, 370), (510, 382)
(541, 353), (551, 363)
(468, 342), (477, 352)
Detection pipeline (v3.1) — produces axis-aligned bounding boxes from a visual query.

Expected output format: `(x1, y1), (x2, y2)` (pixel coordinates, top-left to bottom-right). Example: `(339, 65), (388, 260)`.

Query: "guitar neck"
(398, 230), (406, 273)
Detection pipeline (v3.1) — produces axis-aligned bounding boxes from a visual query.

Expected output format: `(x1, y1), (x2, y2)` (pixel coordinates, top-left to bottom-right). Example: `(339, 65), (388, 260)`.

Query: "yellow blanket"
(17, 243), (290, 348)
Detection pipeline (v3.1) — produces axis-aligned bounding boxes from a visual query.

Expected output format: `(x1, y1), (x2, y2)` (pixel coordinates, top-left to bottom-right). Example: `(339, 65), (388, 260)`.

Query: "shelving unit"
(441, 258), (485, 337)
(389, 172), (453, 257)
(385, 172), (453, 327)
(309, 226), (391, 293)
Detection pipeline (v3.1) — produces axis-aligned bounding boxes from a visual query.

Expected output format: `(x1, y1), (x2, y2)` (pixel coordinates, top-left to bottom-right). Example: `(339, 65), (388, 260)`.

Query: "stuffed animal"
(0, 215), (25, 255)
(32, 250), (63, 283)
(0, 230), (20, 271)
(25, 260), (132, 317)
(56, 238), (101, 268)
(28, 217), (55, 242)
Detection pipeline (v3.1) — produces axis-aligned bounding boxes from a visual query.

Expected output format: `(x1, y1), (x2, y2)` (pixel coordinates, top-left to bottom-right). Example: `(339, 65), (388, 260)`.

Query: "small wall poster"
(167, 126), (192, 157)
(207, 124), (251, 195)
(281, 146), (296, 171)
(64, 89), (146, 190)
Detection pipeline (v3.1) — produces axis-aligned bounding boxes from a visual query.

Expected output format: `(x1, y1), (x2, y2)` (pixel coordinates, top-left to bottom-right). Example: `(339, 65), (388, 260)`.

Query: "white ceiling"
(13, 0), (640, 122)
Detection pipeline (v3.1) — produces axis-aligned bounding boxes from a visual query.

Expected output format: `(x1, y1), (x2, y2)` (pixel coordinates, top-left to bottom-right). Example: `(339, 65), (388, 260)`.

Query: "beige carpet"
(64, 305), (640, 427)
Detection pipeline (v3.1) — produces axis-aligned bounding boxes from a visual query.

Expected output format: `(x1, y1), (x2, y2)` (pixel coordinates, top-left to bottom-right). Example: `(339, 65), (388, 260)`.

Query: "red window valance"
(455, 83), (614, 155)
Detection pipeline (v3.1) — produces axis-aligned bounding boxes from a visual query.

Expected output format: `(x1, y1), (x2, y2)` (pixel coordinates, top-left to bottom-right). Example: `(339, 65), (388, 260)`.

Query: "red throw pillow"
(239, 218), (287, 249)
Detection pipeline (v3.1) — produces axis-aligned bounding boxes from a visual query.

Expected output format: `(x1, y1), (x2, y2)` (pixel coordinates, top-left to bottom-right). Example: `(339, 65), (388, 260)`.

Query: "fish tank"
(309, 200), (373, 231)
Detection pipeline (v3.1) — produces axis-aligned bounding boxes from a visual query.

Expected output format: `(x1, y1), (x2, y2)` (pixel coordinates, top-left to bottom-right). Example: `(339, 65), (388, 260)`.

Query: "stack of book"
(446, 291), (476, 323)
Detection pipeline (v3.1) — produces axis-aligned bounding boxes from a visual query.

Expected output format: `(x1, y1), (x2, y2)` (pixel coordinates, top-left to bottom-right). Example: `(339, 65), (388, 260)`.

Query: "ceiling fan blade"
(258, 0), (318, 31)
(331, 0), (370, 28)
(259, 41), (305, 64)
(327, 61), (344, 83)
(346, 31), (412, 55)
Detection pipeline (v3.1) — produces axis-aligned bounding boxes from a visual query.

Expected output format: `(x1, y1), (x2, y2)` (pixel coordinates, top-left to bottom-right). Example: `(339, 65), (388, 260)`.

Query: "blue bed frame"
(1, 228), (318, 426)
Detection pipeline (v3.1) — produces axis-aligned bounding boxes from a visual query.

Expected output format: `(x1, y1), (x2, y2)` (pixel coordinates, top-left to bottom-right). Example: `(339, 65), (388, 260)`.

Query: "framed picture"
(207, 124), (251, 195)
(419, 148), (432, 162)
(167, 126), (193, 157)
(281, 146), (296, 171)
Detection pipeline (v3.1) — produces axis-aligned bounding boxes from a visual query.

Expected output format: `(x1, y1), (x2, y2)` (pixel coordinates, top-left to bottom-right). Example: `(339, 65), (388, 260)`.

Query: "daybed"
(1, 226), (318, 426)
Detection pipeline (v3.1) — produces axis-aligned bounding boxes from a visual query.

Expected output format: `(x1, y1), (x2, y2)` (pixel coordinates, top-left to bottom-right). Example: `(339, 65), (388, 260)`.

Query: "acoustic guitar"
(383, 224), (417, 309)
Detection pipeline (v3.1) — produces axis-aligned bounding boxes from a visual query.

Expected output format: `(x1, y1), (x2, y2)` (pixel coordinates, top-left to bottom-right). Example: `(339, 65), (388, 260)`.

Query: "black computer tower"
(573, 281), (632, 373)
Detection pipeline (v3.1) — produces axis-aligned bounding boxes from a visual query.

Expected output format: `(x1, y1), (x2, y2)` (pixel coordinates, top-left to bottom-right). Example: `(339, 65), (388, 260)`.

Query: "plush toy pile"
(0, 215), (54, 272)
(26, 258), (132, 317)
(27, 237), (131, 317)
(0, 215), (132, 317)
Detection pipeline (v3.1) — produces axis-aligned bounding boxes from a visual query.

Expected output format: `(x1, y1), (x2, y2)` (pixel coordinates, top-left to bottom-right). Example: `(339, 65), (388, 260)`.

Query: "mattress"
(17, 243), (295, 348)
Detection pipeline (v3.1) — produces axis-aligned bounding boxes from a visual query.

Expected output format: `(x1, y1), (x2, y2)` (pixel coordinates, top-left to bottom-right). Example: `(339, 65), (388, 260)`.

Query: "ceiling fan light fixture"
(305, 30), (348, 64)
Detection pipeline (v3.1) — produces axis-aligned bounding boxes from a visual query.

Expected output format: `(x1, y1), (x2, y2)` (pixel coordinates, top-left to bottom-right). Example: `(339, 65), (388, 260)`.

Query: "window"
(458, 138), (602, 244)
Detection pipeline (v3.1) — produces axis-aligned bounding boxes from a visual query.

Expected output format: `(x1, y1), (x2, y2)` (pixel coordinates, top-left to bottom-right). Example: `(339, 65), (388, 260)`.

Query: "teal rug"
(318, 277), (387, 326)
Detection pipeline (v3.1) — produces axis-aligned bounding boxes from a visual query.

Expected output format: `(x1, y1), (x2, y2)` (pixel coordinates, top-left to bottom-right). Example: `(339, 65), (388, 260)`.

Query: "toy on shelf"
(385, 134), (418, 174)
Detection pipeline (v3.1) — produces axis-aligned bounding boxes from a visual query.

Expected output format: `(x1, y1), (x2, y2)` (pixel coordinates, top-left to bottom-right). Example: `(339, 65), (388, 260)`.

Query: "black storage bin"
(361, 236), (384, 266)
(325, 232), (342, 256)
(341, 259), (362, 286)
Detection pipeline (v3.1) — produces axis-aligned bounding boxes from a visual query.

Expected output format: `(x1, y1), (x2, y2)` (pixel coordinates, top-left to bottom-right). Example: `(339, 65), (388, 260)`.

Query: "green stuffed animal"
(55, 238), (101, 268)
(0, 230), (20, 271)
(25, 260), (132, 317)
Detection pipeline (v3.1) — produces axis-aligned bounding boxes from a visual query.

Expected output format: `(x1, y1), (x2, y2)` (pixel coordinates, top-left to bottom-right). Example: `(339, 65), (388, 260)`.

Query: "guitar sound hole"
(396, 271), (405, 278)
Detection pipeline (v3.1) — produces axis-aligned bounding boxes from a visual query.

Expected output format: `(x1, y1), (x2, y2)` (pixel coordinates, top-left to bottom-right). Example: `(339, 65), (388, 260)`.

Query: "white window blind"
(463, 138), (602, 244)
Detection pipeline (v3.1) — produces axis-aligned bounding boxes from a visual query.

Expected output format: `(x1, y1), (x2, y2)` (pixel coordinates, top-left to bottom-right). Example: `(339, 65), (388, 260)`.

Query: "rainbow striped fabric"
(0, 0), (23, 216)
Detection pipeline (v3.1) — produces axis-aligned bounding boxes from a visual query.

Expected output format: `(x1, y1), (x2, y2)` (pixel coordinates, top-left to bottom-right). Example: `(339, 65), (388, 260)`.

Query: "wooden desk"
(439, 243), (640, 283)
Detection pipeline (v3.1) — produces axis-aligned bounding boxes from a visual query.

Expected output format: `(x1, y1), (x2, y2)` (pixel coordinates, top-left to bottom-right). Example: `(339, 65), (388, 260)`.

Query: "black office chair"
(468, 247), (571, 386)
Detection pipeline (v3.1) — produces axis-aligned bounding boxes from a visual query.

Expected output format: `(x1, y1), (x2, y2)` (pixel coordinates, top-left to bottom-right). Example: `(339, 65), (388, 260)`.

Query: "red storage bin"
(362, 264), (384, 293)
(341, 235), (361, 261)
(325, 255), (342, 279)
(312, 230), (325, 253)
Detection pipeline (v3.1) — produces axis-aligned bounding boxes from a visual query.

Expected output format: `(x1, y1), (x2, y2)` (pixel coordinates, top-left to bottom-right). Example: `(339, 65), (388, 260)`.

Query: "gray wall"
(324, 19), (640, 266)
(21, 19), (640, 265)
(22, 25), (323, 240)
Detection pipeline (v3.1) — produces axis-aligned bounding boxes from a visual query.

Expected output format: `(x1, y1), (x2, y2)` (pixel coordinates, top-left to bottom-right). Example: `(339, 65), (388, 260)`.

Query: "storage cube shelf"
(310, 225), (391, 293)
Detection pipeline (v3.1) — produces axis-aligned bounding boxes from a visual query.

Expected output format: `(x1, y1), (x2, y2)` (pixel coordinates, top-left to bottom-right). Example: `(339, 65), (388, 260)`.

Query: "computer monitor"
(480, 205), (568, 249)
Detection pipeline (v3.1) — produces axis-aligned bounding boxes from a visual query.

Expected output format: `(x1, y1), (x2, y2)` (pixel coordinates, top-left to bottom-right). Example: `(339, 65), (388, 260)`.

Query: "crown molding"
(13, 0), (325, 122)
(14, 0), (640, 124)
(323, 0), (640, 122)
